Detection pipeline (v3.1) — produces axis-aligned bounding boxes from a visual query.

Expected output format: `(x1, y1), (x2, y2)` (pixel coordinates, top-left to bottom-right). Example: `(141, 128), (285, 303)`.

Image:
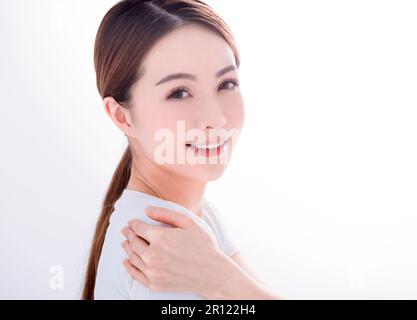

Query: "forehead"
(141, 23), (236, 81)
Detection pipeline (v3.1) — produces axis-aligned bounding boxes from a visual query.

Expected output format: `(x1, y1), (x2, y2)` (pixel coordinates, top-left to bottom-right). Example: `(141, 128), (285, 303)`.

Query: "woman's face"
(127, 23), (245, 182)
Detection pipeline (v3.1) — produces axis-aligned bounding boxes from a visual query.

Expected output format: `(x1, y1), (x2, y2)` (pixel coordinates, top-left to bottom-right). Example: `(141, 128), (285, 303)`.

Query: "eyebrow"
(154, 64), (237, 86)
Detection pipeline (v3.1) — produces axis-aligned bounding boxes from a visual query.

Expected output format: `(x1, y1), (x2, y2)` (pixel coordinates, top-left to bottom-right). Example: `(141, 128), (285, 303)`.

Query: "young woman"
(82, 0), (283, 300)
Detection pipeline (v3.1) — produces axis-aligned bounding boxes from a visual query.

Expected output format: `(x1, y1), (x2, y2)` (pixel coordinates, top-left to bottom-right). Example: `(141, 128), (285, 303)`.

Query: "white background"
(0, 0), (416, 299)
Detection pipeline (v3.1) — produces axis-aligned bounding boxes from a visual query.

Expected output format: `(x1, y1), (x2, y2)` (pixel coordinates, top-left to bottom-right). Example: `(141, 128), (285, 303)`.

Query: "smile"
(185, 137), (231, 157)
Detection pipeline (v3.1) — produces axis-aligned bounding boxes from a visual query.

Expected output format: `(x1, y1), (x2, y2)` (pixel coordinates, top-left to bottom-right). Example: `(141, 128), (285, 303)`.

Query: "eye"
(218, 79), (240, 91)
(167, 86), (191, 100)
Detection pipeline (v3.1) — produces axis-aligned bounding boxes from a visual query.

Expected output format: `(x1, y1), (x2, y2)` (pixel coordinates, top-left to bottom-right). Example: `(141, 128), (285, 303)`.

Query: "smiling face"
(126, 23), (245, 182)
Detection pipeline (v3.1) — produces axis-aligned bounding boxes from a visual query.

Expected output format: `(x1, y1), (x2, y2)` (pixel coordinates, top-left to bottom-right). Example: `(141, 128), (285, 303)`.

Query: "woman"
(82, 0), (283, 300)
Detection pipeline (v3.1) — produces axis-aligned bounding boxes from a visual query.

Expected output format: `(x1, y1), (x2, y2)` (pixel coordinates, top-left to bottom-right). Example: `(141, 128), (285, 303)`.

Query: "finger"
(122, 230), (149, 256)
(122, 240), (146, 271)
(122, 227), (150, 250)
(121, 226), (130, 239)
(126, 220), (159, 242)
(123, 259), (149, 288)
(144, 206), (193, 229)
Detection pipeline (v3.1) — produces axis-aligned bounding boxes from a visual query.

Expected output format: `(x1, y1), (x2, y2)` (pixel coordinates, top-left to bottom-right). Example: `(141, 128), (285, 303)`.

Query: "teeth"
(190, 138), (228, 150)
(193, 143), (219, 149)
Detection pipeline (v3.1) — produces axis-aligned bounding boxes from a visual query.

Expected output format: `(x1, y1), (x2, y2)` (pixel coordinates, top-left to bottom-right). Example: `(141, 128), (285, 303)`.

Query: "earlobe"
(122, 110), (135, 137)
(121, 110), (138, 139)
(103, 96), (134, 137)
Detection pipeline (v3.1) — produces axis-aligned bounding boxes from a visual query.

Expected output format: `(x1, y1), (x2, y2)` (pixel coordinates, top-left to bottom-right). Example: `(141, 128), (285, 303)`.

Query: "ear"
(103, 96), (135, 137)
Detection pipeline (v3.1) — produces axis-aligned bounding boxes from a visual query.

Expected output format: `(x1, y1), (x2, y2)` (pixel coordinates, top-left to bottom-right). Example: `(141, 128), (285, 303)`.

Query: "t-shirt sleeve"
(94, 207), (152, 300)
(128, 273), (152, 300)
(204, 200), (242, 257)
(95, 196), (206, 300)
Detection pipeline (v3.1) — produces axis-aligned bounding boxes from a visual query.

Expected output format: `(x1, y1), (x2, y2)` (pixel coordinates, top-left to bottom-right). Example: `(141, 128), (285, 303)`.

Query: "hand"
(121, 206), (231, 296)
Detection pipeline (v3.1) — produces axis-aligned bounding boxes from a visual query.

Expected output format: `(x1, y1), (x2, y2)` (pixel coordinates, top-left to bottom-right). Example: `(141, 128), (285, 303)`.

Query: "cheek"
(133, 110), (188, 161)
(223, 95), (245, 129)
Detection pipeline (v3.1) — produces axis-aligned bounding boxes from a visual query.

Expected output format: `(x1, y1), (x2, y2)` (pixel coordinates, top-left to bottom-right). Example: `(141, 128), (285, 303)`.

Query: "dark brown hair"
(82, 0), (240, 299)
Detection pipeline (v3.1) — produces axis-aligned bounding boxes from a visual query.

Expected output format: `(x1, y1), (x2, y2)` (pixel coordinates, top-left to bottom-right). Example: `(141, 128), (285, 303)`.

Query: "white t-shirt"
(94, 188), (241, 300)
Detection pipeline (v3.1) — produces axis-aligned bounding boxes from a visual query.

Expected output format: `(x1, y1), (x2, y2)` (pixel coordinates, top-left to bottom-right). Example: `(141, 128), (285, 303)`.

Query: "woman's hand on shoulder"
(120, 206), (231, 295)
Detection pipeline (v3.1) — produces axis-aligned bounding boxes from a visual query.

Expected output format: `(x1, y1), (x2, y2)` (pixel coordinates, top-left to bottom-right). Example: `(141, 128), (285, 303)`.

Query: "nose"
(195, 102), (227, 131)
(199, 117), (228, 145)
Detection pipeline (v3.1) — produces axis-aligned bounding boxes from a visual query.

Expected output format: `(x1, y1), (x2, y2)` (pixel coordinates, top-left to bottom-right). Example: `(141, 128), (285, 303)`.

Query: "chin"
(198, 164), (228, 181)
(174, 162), (229, 182)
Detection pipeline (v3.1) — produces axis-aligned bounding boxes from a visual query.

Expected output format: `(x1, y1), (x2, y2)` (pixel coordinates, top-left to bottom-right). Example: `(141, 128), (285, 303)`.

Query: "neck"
(126, 147), (207, 218)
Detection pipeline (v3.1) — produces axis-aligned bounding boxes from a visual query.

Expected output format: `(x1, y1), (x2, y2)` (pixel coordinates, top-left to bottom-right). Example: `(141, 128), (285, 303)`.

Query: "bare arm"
(230, 252), (267, 285)
(201, 252), (285, 300)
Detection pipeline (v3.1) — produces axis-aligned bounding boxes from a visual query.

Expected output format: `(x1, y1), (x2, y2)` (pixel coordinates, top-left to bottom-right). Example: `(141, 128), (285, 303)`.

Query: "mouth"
(185, 137), (231, 157)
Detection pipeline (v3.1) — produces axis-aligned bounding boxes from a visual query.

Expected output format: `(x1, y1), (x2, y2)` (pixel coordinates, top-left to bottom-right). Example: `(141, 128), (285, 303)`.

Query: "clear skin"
(104, 23), (284, 299)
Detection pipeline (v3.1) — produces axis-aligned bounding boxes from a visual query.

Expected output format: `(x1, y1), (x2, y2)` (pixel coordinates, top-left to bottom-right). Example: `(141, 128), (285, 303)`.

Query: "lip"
(185, 137), (230, 149)
(185, 136), (231, 157)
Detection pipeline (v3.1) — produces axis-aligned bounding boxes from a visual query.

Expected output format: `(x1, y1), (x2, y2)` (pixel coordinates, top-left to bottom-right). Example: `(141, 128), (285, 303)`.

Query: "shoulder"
(94, 192), (174, 300)
(108, 192), (176, 230)
(94, 190), (208, 300)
